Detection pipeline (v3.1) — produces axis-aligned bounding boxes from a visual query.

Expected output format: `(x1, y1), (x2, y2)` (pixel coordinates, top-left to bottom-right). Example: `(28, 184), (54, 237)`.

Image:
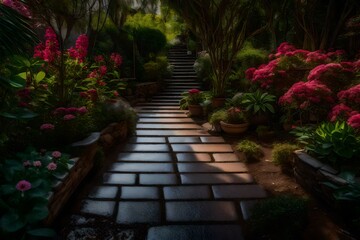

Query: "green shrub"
(209, 109), (228, 125)
(132, 27), (167, 59)
(248, 195), (308, 240)
(194, 52), (212, 87)
(272, 143), (299, 166)
(292, 121), (360, 168)
(235, 140), (264, 161)
(143, 61), (161, 81)
(235, 42), (268, 71)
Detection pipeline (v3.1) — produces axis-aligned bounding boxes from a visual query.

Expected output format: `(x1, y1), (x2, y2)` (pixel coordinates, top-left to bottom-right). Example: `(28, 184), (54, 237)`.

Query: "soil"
(226, 133), (359, 240)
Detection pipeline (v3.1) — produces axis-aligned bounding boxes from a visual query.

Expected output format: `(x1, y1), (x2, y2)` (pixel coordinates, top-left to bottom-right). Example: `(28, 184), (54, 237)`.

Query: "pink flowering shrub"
(307, 63), (354, 92)
(347, 114), (360, 129)
(337, 84), (360, 110)
(279, 81), (334, 115)
(328, 103), (357, 122)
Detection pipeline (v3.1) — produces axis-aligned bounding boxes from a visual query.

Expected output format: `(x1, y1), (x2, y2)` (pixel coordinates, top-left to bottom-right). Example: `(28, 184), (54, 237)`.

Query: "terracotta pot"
(220, 121), (249, 134)
(188, 104), (203, 117)
(212, 98), (226, 108)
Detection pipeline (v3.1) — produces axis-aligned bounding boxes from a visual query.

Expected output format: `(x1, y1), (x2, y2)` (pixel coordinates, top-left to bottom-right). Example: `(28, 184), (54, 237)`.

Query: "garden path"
(79, 46), (267, 240)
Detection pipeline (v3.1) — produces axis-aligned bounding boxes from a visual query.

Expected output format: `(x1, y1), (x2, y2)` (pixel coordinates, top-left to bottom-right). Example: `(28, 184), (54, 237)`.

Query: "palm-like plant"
(0, 4), (37, 58)
(241, 90), (276, 115)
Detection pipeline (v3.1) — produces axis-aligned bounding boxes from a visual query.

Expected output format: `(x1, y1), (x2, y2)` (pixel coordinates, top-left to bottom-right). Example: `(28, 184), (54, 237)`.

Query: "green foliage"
(209, 109), (228, 125)
(193, 52), (212, 86)
(241, 90), (276, 115)
(271, 143), (299, 166)
(248, 195), (308, 240)
(0, 148), (70, 239)
(235, 140), (263, 161)
(143, 56), (170, 81)
(91, 100), (138, 135)
(0, 5), (37, 59)
(180, 90), (205, 109)
(235, 42), (268, 72)
(132, 27), (167, 59)
(292, 122), (360, 167)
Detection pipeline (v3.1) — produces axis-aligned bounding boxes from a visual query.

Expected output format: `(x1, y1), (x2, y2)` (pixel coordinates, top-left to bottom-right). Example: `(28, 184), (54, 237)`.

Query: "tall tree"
(168, 0), (271, 96)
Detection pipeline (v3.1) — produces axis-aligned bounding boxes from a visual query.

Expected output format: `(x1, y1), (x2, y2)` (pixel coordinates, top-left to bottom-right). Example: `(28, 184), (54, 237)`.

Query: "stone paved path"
(80, 46), (267, 240)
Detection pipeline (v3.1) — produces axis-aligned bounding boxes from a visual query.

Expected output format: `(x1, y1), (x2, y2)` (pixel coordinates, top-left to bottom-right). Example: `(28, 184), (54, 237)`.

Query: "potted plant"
(180, 89), (204, 117)
(209, 109), (227, 132)
(241, 90), (275, 125)
(220, 107), (249, 134)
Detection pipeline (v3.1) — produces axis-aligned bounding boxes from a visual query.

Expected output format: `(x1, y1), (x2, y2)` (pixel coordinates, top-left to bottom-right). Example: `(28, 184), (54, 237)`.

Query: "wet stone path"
(77, 46), (267, 240)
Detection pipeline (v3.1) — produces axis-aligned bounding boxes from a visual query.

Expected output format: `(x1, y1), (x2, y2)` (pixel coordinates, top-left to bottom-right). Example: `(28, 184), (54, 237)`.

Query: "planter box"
(45, 132), (100, 225)
(45, 121), (130, 224)
(293, 150), (348, 207)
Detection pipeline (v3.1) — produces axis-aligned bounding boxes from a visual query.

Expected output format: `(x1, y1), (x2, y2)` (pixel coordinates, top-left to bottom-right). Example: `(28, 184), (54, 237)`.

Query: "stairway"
(75, 45), (266, 240)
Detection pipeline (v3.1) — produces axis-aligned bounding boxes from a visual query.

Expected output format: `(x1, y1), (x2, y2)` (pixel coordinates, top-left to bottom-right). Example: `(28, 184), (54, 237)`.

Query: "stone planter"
(220, 121), (249, 134)
(45, 132), (100, 225)
(188, 104), (203, 117)
(294, 150), (350, 207)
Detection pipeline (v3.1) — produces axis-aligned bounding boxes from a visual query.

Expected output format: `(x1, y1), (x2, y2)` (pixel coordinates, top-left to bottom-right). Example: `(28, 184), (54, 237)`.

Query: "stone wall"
(294, 150), (347, 207)
(45, 121), (129, 225)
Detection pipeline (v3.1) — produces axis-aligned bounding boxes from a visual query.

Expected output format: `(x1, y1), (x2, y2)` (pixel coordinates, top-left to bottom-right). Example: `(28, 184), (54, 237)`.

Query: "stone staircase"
(76, 45), (266, 240)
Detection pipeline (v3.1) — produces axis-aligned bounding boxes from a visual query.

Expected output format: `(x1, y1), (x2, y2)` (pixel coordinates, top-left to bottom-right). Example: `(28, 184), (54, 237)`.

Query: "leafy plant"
(272, 143), (299, 174)
(0, 148), (71, 239)
(235, 140), (263, 161)
(225, 107), (247, 124)
(241, 90), (276, 115)
(209, 109), (228, 125)
(248, 195), (308, 240)
(180, 89), (204, 109)
(292, 121), (360, 167)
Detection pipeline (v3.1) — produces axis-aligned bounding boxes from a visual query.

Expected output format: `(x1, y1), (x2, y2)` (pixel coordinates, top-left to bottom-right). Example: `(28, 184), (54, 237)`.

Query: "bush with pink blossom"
(0, 148), (71, 237)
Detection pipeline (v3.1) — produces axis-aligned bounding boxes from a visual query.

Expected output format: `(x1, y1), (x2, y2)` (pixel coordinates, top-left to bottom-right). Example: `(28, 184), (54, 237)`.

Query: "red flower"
(188, 89), (200, 94)
(94, 55), (105, 62)
(338, 84), (360, 109)
(110, 53), (123, 67)
(328, 103), (355, 122)
(347, 114), (360, 129)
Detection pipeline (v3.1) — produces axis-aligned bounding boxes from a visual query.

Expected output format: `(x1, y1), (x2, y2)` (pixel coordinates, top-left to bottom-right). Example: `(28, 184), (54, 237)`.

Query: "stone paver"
(136, 130), (210, 136)
(147, 225), (244, 240)
(166, 201), (238, 222)
(176, 153), (212, 162)
(117, 152), (172, 162)
(140, 174), (178, 185)
(117, 202), (161, 224)
(168, 137), (201, 143)
(181, 173), (254, 184)
(88, 186), (118, 199)
(171, 144), (233, 152)
(177, 162), (248, 173)
(78, 46), (265, 239)
(212, 185), (267, 199)
(81, 200), (115, 217)
(121, 144), (170, 152)
(103, 173), (136, 185)
(121, 186), (159, 199)
(164, 186), (211, 200)
(109, 162), (174, 173)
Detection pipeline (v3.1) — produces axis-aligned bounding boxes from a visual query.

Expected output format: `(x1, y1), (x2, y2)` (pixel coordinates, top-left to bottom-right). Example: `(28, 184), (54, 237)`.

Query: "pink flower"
(16, 180), (31, 192)
(110, 53), (123, 67)
(52, 151), (62, 158)
(40, 123), (55, 131)
(188, 89), (200, 94)
(23, 160), (31, 167)
(88, 70), (98, 79)
(33, 161), (42, 167)
(47, 162), (57, 171)
(77, 106), (88, 115)
(68, 34), (89, 61)
(53, 107), (66, 116)
(328, 104), (354, 122)
(63, 114), (76, 120)
(338, 84), (360, 109)
(347, 114), (360, 129)
(276, 42), (296, 56)
(33, 28), (60, 63)
(113, 91), (119, 97)
(3, 0), (31, 17)
(99, 65), (107, 76)
(245, 68), (256, 80)
(94, 55), (105, 63)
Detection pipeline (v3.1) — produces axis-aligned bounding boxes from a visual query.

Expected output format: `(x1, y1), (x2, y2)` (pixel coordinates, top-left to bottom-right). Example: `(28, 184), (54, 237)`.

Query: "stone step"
(152, 96), (182, 100)
(138, 118), (194, 123)
(136, 123), (202, 130)
(138, 113), (188, 118)
(136, 108), (184, 112)
(136, 106), (180, 110)
(136, 129), (210, 136)
(139, 103), (179, 106)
